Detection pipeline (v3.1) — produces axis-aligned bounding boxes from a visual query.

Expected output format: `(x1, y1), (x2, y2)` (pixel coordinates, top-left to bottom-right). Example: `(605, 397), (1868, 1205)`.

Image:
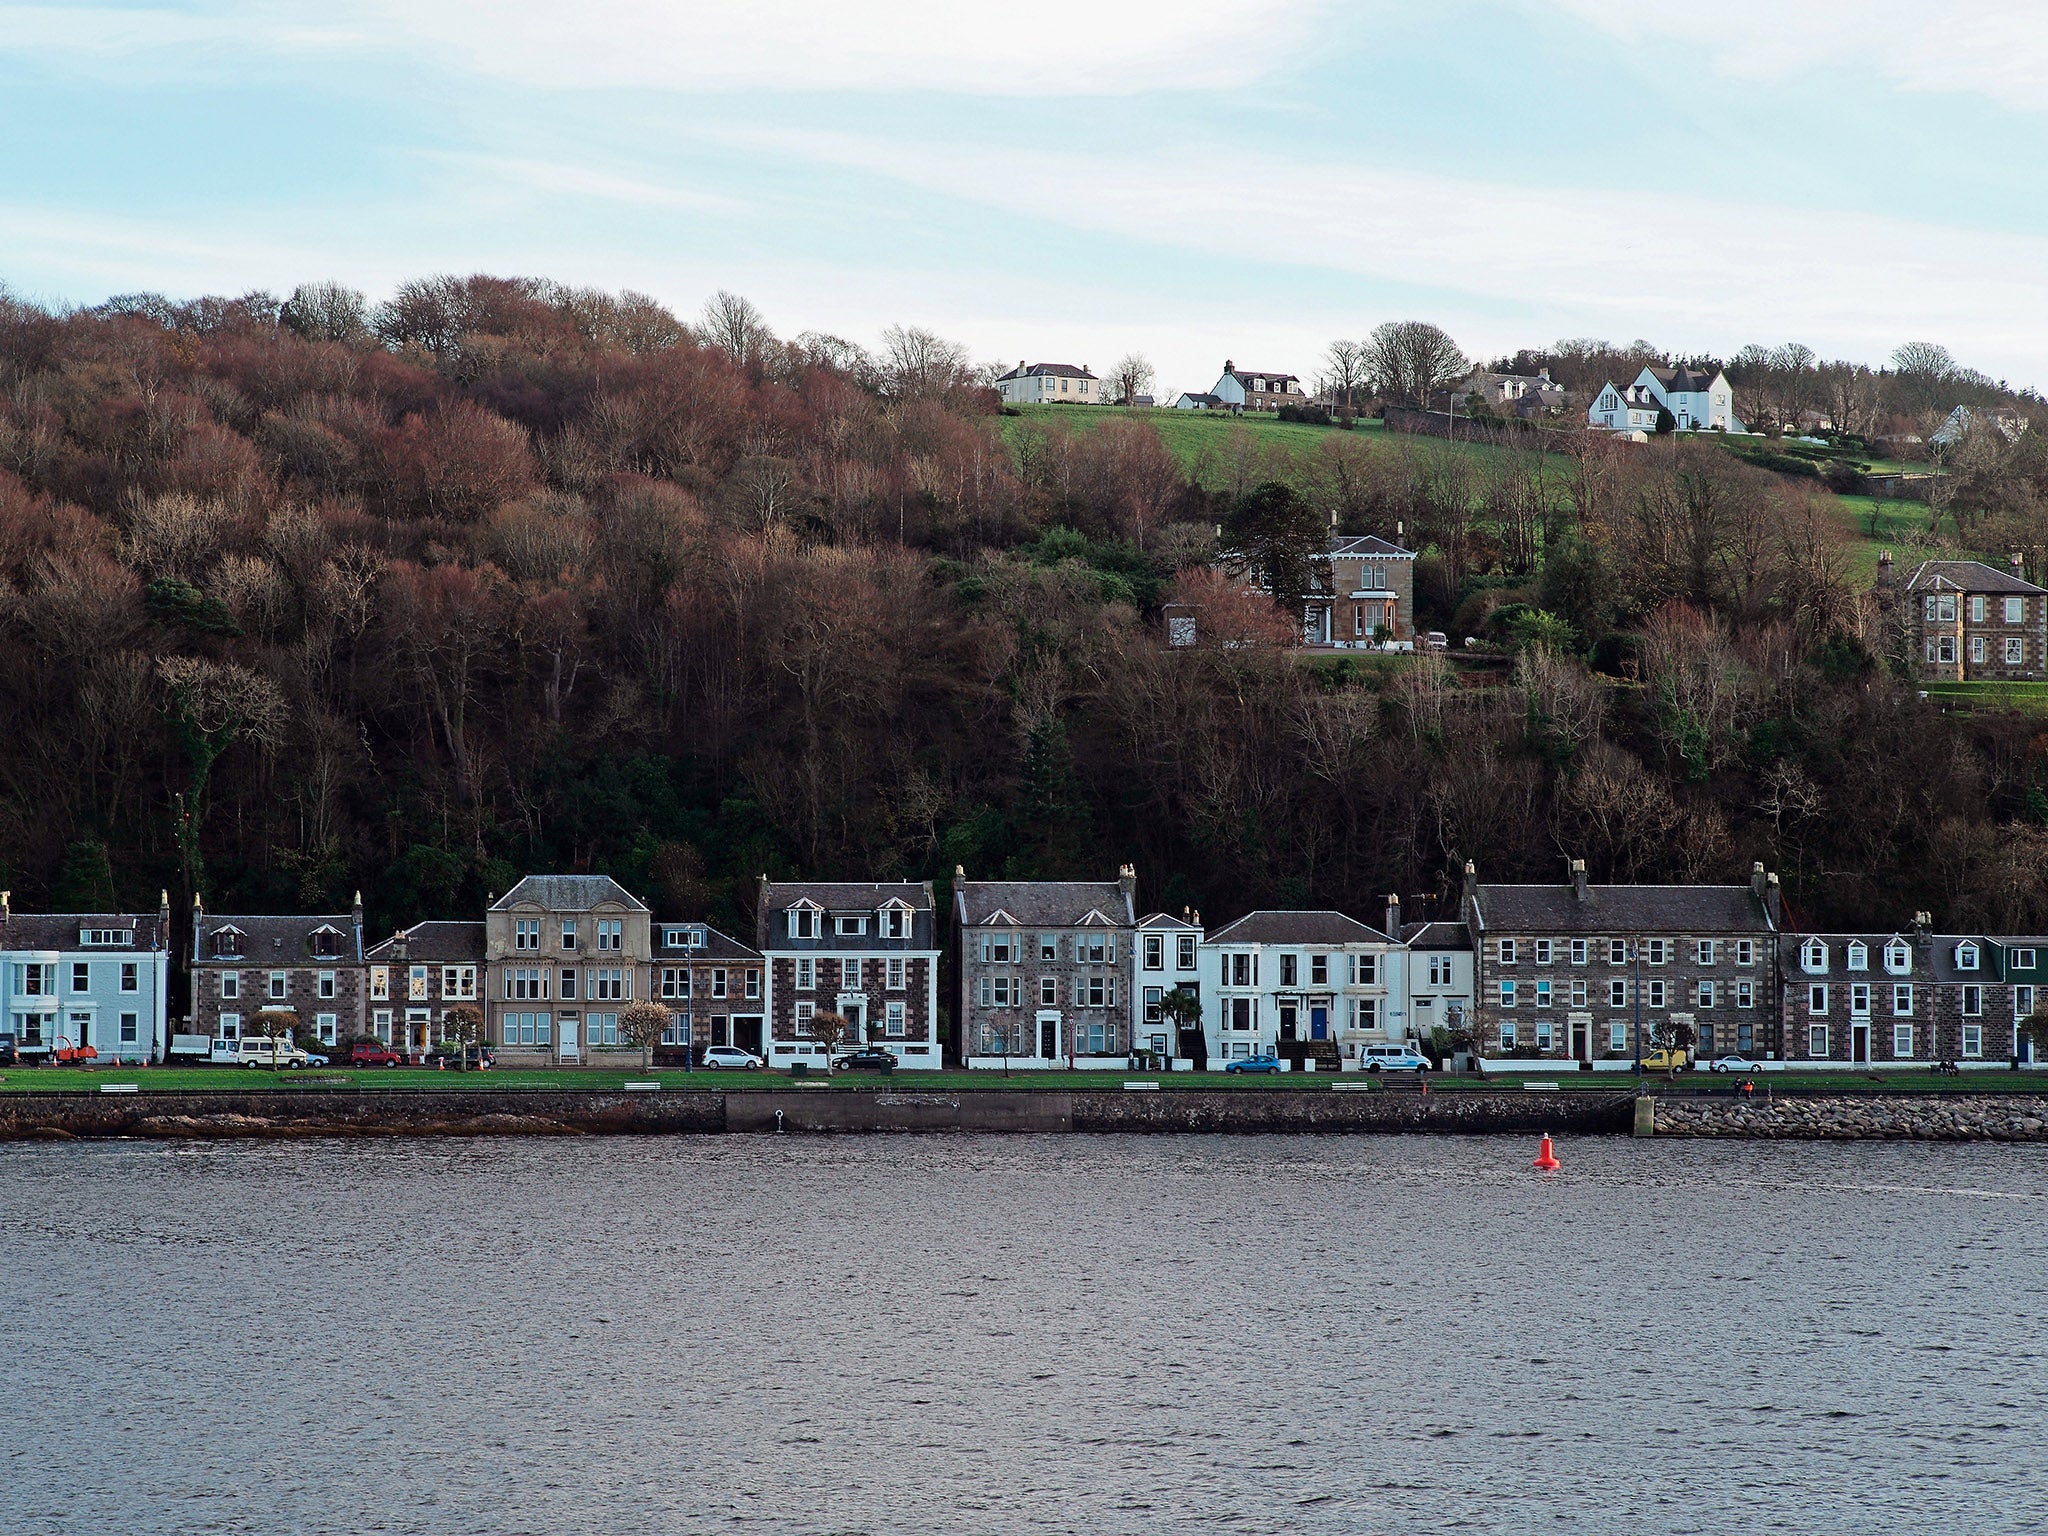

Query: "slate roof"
(997, 361), (1097, 381)
(1227, 366), (1301, 386)
(1137, 912), (1202, 931)
(365, 920), (486, 964)
(1205, 910), (1392, 945)
(195, 914), (361, 963)
(1402, 920), (1472, 951)
(762, 881), (934, 911)
(1177, 392), (1222, 408)
(956, 881), (1134, 928)
(490, 875), (648, 912)
(0, 911), (168, 952)
(1902, 559), (2045, 596)
(1471, 884), (1773, 935)
(1329, 535), (1414, 559)
(1647, 364), (1724, 394)
(1779, 933), (1924, 981)
(1928, 937), (2001, 985)
(652, 922), (761, 961)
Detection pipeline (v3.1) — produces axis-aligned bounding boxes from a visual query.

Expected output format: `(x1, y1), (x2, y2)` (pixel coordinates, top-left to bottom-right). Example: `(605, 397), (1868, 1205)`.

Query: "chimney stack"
(1751, 861), (1767, 902)
(2012, 553), (2026, 576)
(1461, 860), (1479, 916)
(1570, 858), (1589, 903)
(0, 889), (8, 925)
(1914, 909), (1932, 941)
(1385, 893), (1401, 939)
(1118, 864), (1137, 904)
(1765, 872), (1782, 926)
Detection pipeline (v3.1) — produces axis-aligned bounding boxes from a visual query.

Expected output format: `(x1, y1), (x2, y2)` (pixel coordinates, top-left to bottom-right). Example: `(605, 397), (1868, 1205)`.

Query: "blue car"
(1225, 1053), (1283, 1075)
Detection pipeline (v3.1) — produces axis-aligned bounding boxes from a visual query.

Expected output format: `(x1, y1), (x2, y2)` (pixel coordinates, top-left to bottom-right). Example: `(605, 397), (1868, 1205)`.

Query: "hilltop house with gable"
(1588, 364), (1738, 434)
(1174, 360), (1306, 413)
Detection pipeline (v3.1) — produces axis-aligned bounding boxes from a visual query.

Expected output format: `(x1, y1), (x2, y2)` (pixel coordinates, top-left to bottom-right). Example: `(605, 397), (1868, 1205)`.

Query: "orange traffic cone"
(1532, 1133), (1560, 1171)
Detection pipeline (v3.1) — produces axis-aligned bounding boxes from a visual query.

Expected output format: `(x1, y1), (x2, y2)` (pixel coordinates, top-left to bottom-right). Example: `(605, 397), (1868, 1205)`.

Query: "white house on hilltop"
(1589, 365), (1739, 434)
(1175, 360), (1305, 412)
(994, 361), (1098, 405)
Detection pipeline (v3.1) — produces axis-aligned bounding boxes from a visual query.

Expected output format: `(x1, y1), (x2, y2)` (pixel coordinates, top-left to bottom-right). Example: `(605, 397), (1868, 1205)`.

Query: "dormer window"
(879, 904), (910, 940)
(213, 928), (245, 959)
(1956, 942), (1979, 972)
(1845, 942), (1867, 972)
(1884, 942), (1911, 975)
(789, 905), (820, 940)
(835, 914), (868, 937)
(1802, 940), (1828, 973)
(309, 927), (342, 959)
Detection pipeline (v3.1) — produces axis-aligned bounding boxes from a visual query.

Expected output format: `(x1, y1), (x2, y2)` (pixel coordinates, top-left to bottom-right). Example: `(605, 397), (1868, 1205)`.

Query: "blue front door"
(1310, 1007), (1329, 1041)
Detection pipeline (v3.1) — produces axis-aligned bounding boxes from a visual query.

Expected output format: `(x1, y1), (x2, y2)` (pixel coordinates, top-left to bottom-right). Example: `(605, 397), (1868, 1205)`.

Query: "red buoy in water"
(1532, 1133), (1561, 1171)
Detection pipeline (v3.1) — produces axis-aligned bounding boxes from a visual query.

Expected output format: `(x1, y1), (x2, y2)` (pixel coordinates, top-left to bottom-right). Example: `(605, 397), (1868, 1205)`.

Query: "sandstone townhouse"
(757, 879), (941, 1070)
(954, 869), (1138, 1068)
(1464, 861), (1781, 1066)
(1887, 555), (2048, 682)
(486, 875), (651, 1066)
(652, 920), (764, 1064)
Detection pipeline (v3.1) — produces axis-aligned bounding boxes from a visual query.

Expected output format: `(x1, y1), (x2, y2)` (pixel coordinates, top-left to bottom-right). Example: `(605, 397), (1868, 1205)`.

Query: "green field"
(1918, 680), (2048, 716)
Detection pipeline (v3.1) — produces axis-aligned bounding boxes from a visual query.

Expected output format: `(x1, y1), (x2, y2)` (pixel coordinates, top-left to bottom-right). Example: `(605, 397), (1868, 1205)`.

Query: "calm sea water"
(4, 1133), (2045, 1535)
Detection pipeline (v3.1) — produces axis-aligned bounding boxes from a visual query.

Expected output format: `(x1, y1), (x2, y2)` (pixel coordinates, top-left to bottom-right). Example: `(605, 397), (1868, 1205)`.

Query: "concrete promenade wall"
(9, 1088), (2047, 1140)
(0, 1087), (1631, 1139)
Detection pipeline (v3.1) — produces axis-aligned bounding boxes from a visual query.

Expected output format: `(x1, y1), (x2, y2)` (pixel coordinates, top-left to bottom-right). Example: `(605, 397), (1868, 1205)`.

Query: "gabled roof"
(1779, 933), (1923, 980)
(1226, 366), (1300, 385)
(1329, 535), (1414, 559)
(1644, 364), (1725, 394)
(0, 911), (169, 952)
(1177, 392), (1222, 408)
(652, 922), (761, 961)
(762, 880), (935, 912)
(955, 880), (1135, 928)
(365, 920), (486, 964)
(490, 875), (648, 912)
(195, 913), (362, 962)
(1471, 884), (1773, 935)
(1137, 911), (1202, 931)
(1206, 910), (1392, 945)
(1902, 559), (2045, 596)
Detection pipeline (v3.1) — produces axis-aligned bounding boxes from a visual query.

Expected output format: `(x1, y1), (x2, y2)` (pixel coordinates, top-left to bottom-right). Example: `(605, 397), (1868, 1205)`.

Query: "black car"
(831, 1048), (897, 1075)
(0, 1032), (17, 1067)
(422, 1047), (495, 1071)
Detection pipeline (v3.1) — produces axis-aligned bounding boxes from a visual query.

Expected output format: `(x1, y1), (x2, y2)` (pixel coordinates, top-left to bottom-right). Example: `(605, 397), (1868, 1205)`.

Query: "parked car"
(422, 1047), (494, 1070)
(237, 1037), (311, 1070)
(209, 1038), (241, 1064)
(1359, 1042), (1430, 1073)
(1224, 1053), (1283, 1075)
(1708, 1054), (1768, 1074)
(1424, 631), (1450, 652)
(303, 1051), (331, 1067)
(1641, 1047), (1691, 1072)
(831, 1048), (897, 1075)
(350, 1042), (404, 1068)
(701, 1045), (764, 1071)
(0, 1032), (16, 1066)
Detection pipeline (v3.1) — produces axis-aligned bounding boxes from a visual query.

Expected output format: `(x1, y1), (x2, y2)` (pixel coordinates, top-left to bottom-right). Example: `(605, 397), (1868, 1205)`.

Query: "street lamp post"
(1633, 939), (1644, 1075)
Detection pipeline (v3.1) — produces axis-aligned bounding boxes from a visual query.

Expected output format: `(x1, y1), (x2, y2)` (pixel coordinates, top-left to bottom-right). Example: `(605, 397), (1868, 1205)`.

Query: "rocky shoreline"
(1654, 1095), (2048, 1140)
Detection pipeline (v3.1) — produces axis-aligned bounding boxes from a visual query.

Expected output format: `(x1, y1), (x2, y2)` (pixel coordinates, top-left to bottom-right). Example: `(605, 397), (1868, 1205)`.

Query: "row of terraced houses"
(6, 860), (2044, 1072)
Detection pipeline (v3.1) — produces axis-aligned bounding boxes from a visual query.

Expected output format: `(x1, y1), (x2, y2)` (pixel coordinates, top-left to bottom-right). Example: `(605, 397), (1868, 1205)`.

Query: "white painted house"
(1588, 365), (1738, 433)
(994, 361), (1099, 405)
(1175, 360), (1305, 412)
(2, 893), (173, 1065)
(1198, 910), (1400, 1069)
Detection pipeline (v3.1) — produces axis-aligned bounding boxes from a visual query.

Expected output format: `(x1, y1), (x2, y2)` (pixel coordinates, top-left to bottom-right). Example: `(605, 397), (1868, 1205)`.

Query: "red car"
(349, 1042), (404, 1068)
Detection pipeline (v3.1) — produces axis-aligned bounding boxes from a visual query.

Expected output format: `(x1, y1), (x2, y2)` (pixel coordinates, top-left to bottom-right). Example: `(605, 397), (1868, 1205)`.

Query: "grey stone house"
(190, 895), (366, 1047)
(757, 879), (941, 1071)
(953, 869), (1138, 1067)
(1892, 557), (2048, 682)
(365, 920), (485, 1058)
(486, 875), (653, 1066)
(652, 920), (764, 1064)
(1464, 860), (1782, 1065)
(1782, 923), (2044, 1068)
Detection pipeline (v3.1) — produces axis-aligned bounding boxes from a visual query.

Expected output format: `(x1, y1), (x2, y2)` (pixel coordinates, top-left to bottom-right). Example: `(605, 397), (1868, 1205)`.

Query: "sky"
(3, 0), (2046, 400)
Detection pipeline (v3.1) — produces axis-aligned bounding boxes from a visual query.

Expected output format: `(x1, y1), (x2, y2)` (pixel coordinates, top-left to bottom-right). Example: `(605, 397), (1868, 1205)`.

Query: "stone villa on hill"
(993, 361), (1098, 405)
(1884, 554), (2048, 682)
(1304, 534), (1417, 650)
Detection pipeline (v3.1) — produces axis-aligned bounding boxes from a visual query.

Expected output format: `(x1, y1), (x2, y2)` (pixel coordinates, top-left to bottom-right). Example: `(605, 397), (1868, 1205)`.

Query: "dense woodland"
(3, 275), (2047, 951)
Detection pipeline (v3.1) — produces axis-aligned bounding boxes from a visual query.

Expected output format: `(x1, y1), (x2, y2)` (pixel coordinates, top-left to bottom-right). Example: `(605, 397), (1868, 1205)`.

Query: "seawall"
(0, 1087), (1634, 1139)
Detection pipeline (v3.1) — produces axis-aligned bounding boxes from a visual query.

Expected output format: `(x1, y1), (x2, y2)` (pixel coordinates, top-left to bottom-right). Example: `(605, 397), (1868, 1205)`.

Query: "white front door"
(560, 1015), (580, 1060)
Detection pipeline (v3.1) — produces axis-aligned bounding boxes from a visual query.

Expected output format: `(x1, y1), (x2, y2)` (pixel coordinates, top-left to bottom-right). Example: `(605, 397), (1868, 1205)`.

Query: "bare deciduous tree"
(619, 1000), (673, 1071)
(1109, 352), (1155, 406)
(699, 290), (775, 373)
(1364, 321), (1467, 408)
(879, 325), (972, 401)
(1321, 339), (1367, 414)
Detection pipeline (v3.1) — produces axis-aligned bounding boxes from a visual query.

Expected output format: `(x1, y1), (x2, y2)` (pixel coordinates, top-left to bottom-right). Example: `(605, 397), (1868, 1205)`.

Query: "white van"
(237, 1037), (311, 1070)
(1358, 1041), (1430, 1073)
